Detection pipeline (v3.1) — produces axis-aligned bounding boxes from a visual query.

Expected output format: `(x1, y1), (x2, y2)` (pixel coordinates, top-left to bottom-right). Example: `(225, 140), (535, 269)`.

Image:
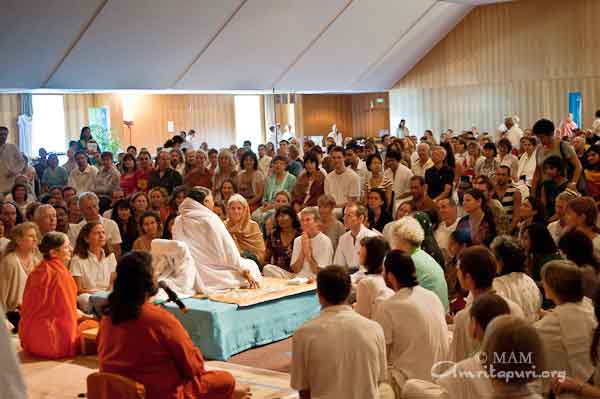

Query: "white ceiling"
(0, 0), (511, 92)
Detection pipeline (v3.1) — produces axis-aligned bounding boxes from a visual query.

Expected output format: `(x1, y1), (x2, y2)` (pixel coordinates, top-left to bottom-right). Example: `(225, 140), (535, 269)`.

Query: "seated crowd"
(3, 112), (600, 398)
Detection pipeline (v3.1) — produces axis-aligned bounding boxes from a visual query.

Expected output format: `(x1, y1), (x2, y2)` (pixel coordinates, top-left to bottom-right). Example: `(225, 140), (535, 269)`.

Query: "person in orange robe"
(97, 251), (251, 399)
(19, 232), (97, 359)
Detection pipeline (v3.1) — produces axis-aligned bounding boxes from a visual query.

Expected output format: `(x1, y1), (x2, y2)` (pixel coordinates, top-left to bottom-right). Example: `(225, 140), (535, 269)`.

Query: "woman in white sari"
(172, 187), (261, 290)
(151, 238), (204, 299)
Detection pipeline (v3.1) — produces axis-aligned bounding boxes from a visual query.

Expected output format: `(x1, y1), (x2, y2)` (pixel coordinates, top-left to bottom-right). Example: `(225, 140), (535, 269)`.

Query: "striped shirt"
(493, 184), (518, 218)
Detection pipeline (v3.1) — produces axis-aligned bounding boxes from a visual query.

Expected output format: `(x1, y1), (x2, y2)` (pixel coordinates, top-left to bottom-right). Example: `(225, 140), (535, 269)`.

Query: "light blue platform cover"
(91, 291), (321, 361)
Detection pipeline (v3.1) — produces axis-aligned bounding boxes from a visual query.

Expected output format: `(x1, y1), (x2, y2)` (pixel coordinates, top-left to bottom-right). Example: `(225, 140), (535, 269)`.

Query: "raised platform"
(164, 290), (320, 360)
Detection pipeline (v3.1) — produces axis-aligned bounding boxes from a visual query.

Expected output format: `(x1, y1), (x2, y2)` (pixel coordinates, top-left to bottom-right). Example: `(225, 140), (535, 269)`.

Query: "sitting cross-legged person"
(97, 251), (251, 399)
(263, 207), (333, 280)
(225, 194), (266, 265)
(19, 232), (97, 359)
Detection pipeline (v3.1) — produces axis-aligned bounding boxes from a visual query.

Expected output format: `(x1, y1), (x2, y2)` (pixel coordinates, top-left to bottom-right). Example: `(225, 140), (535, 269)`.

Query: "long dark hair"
(558, 229), (600, 272)
(73, 222), (112, 259)
(102, 251), (157, 325)
(122, 153), (137, 173)
(273, 205), (300, 235)
(525, 223), (557, 258)
(111, 199), (138, 242)
(440, 141), (456, 169)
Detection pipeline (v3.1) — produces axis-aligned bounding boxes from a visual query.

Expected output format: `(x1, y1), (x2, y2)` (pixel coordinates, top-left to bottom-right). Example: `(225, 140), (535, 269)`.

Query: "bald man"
(34, 205), (57, 235)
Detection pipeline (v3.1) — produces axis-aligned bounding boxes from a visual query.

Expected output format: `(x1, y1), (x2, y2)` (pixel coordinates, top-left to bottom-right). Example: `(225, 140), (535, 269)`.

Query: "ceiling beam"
(270, 0), (354, 90)
(41, 0), (109, 88)
(171, 0), (248, 88)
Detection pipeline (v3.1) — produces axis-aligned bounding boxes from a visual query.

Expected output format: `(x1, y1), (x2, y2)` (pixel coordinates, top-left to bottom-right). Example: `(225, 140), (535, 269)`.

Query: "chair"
(86, 372), (145, 399)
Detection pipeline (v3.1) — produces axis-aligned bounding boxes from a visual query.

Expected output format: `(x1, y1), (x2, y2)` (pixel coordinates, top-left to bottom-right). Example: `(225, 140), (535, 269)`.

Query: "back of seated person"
(98, 251), (250, 399)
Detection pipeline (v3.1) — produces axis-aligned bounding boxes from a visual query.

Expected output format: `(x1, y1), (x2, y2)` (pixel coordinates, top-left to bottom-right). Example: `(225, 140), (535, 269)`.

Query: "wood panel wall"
(352, 92), (390, 137)
(391, 0), (600, 136)
(301, 94), (353, 138)
(0, 94), (20, 144)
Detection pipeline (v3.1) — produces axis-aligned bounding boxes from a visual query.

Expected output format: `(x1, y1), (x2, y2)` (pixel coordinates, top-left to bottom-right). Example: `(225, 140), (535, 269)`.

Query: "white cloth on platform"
(172, 198), (261, 289)
(151, 239), (204, 299)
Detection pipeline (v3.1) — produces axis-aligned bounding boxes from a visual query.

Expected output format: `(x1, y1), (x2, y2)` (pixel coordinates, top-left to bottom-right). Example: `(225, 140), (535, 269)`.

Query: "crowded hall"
(2, 1), (600, 398)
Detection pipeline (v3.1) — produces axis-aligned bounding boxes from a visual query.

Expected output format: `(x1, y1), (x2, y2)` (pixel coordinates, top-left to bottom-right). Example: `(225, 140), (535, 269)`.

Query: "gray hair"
(77, 192), (99, 208)
(391, 216), (424, 249)
(33, 204), (55, 220)
(431, 145), (447, 159)
(299, 206), (321, 222)
(416, 142), (430, 153)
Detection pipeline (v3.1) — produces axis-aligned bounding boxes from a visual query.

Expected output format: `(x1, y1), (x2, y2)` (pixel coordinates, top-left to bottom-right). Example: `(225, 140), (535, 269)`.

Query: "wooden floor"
(15, 336), (298, 399)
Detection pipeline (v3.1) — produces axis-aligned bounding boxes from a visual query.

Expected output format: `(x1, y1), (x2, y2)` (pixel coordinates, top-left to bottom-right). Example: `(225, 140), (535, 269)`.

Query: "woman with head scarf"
(225, 194), (266, 265)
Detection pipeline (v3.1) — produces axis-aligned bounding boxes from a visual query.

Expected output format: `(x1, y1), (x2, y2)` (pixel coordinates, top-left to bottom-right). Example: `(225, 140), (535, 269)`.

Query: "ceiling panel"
(274, 0), (437, 91)
(0, 0), (103, 89)
(47, 0), (243, 89)
(352, 1), (472, 91)
(175, 0), (349, 90)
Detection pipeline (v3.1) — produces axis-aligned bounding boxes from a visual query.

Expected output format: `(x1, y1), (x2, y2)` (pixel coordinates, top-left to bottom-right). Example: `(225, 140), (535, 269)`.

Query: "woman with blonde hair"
(212, 149), (238, 196)
(225, 194), (266, 264)
(0, 222), (41, 331)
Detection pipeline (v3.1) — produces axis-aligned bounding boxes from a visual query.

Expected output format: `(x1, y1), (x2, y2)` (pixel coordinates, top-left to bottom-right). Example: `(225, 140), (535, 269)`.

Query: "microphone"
(158, 281), (188, 313)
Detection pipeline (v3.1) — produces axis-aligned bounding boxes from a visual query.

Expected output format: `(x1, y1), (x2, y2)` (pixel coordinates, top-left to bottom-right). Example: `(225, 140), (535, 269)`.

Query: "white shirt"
(535, 298), (596, 395)
(324, 168), (361, 207)
(385, 164), (413, 211)
(375, 286), (449, 382)
(517, 150), (537, 186)
(493, 272), (542, 323)
(411, 158), (434, 177)
(70, 251), (116, 291)
(435, 351), (492, 399)
(547, 220), (566, 244)
(433, 219), (458, 258)
(327, 130), (344, 146)
(506, 125), (524, 149)
(68, 216), (122, 248)
(451, 295), (524, 362)
(0, 306), (26, 399)
(290, 232), (333, 278)
(334, 225), (378, 269)
(355, 274), (394, 320)
(68, 165), (98, 193)
(291, 305), (387, 399)
(258, 155), (272, 176)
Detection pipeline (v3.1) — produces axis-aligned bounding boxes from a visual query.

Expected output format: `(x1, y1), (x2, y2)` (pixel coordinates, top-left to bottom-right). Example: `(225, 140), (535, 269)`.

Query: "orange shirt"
(19, 257), (80, 359)
(98, 303), (234, 399)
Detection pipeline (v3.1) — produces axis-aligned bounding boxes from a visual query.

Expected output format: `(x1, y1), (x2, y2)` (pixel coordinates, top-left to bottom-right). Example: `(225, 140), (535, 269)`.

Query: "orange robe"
(98, 302), (235, 399)
(19, 256), (82, 358)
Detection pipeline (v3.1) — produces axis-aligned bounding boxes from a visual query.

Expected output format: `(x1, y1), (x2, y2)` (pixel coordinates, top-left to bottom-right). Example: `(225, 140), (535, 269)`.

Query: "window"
(32, 95), (66, 155)
(234, 95), (262, 151)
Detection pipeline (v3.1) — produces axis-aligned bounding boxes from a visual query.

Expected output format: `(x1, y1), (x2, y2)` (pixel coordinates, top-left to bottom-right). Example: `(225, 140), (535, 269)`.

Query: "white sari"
(151, 239), (204, 300)
(172, 198), (262, 290)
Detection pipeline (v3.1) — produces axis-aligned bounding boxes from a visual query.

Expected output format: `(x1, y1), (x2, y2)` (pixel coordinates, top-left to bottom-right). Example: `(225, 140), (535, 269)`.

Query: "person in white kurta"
(333, 204), (378, 270)
(354, 236), (393, 319)
(535, 260), (597, 396)
(0, 307), (26, 399)
(374, 251), (449, 396)
(451, 246), (524, 362)
(291, 266), (387, 399)
(172, 190), (261, 290)
(490, 235), (542, 323)
(263, 208), (333, 279)
(151, 239), (204, 299)
(434, 293), (511, 399)
(0, 127), (25, 196)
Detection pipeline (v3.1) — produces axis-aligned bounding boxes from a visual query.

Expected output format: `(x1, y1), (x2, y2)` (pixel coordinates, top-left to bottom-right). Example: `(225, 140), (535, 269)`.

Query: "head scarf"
(225, 194), (265, 262)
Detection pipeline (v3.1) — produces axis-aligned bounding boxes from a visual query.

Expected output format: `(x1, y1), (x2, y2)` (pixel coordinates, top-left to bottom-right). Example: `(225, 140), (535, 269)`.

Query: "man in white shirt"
(374, 250), (449, 397)
(33, 204), (57, 235)
(450, 246), (524, 362)
(517, 136), (537, 187)
(334, 204), (378, 270)
(411, 143), (434, 177)
(324, 147), (361, 211)
(263, 207), (333, 279)
(68, 150), (98, 194)
(0, 127), (26, 197)
(291, 266), (387, 399)
(68, 192), (122, 258)
(384, 150), (413, 213)
(327, 124), (343, 146)
(345, 140), (369, 199)
(504, 116), (523, 149)
(433, 197), (458, 261)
